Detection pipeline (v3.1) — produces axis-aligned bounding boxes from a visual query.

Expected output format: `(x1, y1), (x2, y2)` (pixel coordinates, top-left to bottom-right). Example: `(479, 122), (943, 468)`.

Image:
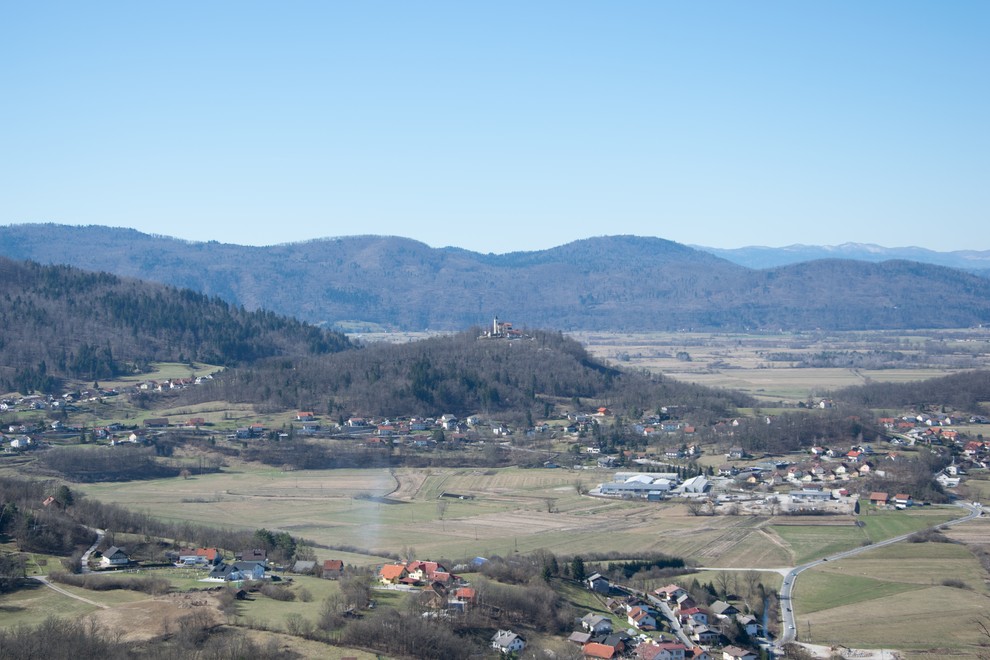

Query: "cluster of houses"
(867, 492), (915, 509)
(2, 434), (33, 452)
(169, 546), (269, 582)
(552, 578), (763, 660)
(89, 543), (350, 585)
(378, 559), (459, 588)
(1, 390), (120, 415)
(136, 376), (214, 392)
(380, 560), (490, 619)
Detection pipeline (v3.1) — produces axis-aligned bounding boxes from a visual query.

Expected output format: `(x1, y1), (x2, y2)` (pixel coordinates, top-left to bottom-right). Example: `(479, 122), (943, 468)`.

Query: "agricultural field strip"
(801, 586), (990, 652)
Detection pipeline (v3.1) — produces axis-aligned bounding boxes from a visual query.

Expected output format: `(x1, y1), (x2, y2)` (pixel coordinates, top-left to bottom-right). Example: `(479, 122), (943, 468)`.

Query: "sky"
(1, 2), (987, 254)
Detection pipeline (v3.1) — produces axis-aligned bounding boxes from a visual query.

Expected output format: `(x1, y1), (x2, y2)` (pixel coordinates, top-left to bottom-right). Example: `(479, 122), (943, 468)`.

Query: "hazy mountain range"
(1, 223), (989, 332)
(696, 242), (990, 275)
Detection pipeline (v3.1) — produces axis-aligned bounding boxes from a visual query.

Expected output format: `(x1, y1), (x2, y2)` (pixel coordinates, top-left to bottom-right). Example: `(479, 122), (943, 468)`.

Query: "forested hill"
(183, 329), (755, 422)
(3, 224), (990, 331)
(834, 369), (990, 414)
(0, 257), (353, 392)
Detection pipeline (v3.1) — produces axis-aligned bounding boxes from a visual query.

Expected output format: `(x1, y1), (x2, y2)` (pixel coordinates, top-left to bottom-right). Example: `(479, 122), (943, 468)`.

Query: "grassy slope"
(794, 541), (990, 656)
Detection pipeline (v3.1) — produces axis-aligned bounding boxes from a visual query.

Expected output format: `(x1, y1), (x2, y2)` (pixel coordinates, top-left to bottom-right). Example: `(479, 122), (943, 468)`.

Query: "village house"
(491, 629), (526, 654)
(587, 572), (610, 594)
(451, 586), (476, 609)
(709, 600), (739, 619)
(637, 641), (689, 660)
(680, 606), (708, 626)
(407, 560), (455, 585)
(581, 613), (613, 635)
(8, 436), (32, 451)
(209, 561), (266, 582)
(238, 548), (268, 564)
(721, 646), (758, 660)
(177, 547), (221, 566)
(869, 492), (889, 506)
(692, 625), (722, 645)
(322, 559), (344, 579)
(100, 546), (130, 567)
(627, 605), (657, 630)
(292, 560), (317, 574)
(567, 630), (592, 645)
(736, 613), (762, 637)
(893, 493), (914, 508)
(674, 592), (697, 611)
(584, 642), (620, 659)
(378, 563), (409, 585)
(653, 584), (687, 602)
(936, 472), (961, 488)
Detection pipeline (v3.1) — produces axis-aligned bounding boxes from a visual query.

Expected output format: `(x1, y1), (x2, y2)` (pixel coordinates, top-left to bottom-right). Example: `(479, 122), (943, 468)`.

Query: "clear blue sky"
(1, 2), (987, 253)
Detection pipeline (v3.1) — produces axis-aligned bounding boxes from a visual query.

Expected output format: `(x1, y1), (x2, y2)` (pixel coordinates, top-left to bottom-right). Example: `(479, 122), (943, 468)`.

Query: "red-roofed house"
(680, 606), (708, 626)
(322, 559), (344, 579)
(869, 492), (889, 506)
(379, 564), (408, 585)
(405, 560), (457, 585)
(196, 547), (222, 565)
(453, 587), (476, 604)
(628, 605), (657, 629)
(584, 642), (618, 659)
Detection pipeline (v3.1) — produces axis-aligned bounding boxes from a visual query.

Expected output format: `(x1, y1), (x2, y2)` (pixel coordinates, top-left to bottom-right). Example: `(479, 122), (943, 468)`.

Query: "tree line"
(834, 369), (990, 413)
(0, 475), (308, 567)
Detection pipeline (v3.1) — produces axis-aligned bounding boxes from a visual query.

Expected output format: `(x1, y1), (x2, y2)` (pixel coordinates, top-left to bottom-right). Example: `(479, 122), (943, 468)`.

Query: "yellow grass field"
(569, 330), (985, 400)
(71, 464), (963, 576)
(74, 464), (810, 564)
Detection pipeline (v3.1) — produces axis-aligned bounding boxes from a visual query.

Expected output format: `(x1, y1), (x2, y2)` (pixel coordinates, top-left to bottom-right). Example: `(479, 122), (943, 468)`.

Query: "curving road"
(776, 502), (981, 649)
(29, 527), (110, 608)
(31, 574), (109, 608)
(80, 527), (105, 574)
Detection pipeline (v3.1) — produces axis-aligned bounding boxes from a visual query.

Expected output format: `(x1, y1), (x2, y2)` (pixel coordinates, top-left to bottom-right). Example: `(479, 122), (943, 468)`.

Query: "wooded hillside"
(0, 257), (352, 393)
(184, 329), (754, 421)
(834, 369), (990, 413)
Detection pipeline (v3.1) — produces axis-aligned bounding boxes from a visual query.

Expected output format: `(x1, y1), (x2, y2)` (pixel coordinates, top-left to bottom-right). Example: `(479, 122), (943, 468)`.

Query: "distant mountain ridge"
(1, 224), (989, 332)
(695, 242), (990, 275)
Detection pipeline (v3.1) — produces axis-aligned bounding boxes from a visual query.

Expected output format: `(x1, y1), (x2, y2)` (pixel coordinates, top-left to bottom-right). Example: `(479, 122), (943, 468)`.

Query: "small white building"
(100, 546), (130, 567)
(491, 629), (526, 654)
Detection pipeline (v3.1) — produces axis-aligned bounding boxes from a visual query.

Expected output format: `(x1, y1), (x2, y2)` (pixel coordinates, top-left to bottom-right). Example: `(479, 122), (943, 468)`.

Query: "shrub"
(941, 578), (970, 589)
(259, 582), (295, 601)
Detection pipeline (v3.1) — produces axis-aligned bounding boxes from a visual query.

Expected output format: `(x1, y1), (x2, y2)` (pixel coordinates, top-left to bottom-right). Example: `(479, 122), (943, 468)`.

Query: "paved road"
(80, 527), (105, 573)
(618, 584), (695, 648)
(776, 502), (981, 649)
